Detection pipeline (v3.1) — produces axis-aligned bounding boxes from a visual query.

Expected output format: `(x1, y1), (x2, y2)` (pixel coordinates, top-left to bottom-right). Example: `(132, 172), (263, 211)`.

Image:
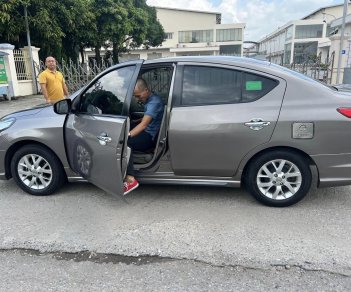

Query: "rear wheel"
(245, 150), (312, 207)
(11, 144), (66, 196)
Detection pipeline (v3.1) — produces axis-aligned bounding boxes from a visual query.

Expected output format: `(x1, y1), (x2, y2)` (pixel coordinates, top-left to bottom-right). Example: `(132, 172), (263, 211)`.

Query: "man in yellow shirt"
(38, 56), (69, 104)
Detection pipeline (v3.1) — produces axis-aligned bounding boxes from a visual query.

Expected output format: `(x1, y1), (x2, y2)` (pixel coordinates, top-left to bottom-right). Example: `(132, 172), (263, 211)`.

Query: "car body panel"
(64, 114), (128, 195)
(0, 106), (69, 179)
(168, 63), (287, 176)
(61, 61), (142, 195)
(2, 56), (351, 195)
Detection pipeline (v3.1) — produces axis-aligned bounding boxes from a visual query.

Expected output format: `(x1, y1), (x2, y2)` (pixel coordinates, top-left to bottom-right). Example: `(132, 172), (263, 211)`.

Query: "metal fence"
(36, 58), (113, 93)
(36, 52), (336, 93)
(284, 52), (335, 84)
(14, 49), (32, 81)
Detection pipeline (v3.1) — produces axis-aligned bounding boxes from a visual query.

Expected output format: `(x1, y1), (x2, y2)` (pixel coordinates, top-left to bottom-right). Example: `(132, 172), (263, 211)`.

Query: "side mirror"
(53, 99), (72, 114)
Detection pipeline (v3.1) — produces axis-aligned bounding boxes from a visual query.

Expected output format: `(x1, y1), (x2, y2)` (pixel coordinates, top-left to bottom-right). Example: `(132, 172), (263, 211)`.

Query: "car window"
(79, 66), (135, 115)
(129, 66), (174, 114)
(182, 66), (242, 106)
(242, 72), (279, 102)
(181, 66), (278, 106)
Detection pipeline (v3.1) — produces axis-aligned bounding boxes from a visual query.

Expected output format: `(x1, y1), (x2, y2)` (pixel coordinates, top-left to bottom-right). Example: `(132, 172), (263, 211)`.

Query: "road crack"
(0, 248), (350, 278)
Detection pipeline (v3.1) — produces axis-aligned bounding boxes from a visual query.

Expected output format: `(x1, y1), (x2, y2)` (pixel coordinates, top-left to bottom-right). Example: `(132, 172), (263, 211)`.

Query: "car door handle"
(244, 119), (271, 131)
(97, 133), (112, 145)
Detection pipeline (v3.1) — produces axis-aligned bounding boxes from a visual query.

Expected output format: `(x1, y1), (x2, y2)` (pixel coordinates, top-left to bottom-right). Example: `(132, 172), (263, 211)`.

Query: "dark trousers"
(126, 131), (155, 177)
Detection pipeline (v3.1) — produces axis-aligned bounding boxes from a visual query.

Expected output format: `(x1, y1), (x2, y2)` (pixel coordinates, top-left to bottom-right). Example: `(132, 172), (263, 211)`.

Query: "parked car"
(1, 56), (351, 207)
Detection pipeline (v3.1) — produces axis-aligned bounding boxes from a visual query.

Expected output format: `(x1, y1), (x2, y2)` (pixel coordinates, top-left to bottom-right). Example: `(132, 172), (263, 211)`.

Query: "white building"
(257, 4), (351, 65)
(258, 20), (328, 65)
(84, 7), (245, 62)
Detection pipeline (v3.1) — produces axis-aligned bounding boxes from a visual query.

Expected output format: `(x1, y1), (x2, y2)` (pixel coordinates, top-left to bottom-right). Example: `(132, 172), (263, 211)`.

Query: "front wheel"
(11, 144), (66, 196)
(245, 150), (312, 207)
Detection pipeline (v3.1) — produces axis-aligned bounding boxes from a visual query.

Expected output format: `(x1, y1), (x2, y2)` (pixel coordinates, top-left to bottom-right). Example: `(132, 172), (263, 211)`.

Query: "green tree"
(0, 0), (66, 59)
(90, 0), (130, 66)
(58, 0), (97, 63)
(91, 0), (164, 64)
(0, 0), (164, 64)
(0, 0), (96, 61)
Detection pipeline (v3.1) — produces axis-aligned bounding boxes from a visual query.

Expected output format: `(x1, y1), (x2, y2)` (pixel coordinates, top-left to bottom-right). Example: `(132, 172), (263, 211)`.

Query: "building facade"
(257, 4), (351, 65)
(258, 20), (328, 65)
(83, 7), (245, 63)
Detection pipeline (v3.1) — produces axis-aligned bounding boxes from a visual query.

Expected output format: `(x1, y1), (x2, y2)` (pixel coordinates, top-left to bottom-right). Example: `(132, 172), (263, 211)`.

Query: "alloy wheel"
(256, 159), (302, 200)
(17, 154), (53, 190)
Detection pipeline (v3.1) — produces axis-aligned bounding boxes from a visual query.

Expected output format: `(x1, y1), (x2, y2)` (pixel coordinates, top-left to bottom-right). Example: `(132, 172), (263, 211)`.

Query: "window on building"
(295, 25), (323, 39)
(216, 28), (242, 42)
(179, 30), (213, 43)
(286, 26), (293, 41)
(119, 54), (140, 63)
(180, 66), (278, 106)
(165, 32), (173, 39)
(284, 43), (292, 64)
(293, 42), (318, 64)
(327, 25), (338, 36)
(219, 45), (241, 56)
(147, 52), (162, 60)
(216, 14), (221, 24)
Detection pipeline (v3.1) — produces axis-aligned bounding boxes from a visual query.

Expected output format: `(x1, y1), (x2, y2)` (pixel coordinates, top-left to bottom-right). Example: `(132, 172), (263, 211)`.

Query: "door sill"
(137, 172), (240, 187)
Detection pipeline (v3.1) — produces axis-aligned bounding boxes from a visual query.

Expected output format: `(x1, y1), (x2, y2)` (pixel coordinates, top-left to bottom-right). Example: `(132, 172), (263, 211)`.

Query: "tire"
(10, 144), (66, 196)
(245, 150), (312, 207)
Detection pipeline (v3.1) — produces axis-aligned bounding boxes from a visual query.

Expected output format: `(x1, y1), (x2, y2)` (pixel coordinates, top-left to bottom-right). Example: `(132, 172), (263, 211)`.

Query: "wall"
(0, 44), (40, 98)
(156, 7), (218, 48)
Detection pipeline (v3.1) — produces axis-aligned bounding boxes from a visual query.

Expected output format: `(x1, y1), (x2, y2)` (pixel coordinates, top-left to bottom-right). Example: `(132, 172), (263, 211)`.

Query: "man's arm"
(63, 82), (69, 97)
(40, 83), (50, 103)
(129, 115), (152, 137)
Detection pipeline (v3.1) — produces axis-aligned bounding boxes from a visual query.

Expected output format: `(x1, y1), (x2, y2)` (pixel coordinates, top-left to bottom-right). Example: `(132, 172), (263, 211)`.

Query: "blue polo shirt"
(144, 94), (164, 140)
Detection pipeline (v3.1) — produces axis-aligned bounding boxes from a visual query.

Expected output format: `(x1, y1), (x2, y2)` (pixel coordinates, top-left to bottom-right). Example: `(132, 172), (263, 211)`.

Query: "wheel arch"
(241, 146), (318, 183)
(4, 140), (66, 180)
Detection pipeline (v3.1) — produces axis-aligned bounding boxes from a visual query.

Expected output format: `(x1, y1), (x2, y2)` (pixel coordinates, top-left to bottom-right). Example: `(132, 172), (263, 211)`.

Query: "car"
(1, 56), (351, 207)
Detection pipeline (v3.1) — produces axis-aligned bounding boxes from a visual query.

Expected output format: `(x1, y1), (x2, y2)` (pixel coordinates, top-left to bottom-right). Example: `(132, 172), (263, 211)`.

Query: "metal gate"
(287, 52), (335, 84)
(36, 58), (113, 93)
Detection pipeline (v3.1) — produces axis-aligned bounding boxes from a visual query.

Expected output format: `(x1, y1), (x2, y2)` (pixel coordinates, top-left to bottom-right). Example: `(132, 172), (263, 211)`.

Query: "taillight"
(337, 108), (351, 118)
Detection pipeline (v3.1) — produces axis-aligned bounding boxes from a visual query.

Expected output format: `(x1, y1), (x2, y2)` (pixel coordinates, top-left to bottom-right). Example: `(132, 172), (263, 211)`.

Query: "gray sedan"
(1, 56), (351, 207)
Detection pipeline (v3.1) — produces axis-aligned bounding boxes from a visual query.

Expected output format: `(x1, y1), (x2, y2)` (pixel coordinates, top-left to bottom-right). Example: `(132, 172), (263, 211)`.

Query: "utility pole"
(24, 5), (37, 93)
(336, 0), (348, 84)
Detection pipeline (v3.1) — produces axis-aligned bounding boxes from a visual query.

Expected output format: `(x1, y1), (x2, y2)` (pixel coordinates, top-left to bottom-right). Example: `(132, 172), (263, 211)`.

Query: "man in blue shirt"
(124, 78), (164, 194)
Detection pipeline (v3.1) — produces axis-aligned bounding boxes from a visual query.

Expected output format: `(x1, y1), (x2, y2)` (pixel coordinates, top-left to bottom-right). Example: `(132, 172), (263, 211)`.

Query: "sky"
(146, 0), (343, 41)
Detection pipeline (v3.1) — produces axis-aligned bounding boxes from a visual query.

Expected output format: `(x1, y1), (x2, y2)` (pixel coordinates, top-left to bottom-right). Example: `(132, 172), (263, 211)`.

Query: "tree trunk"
(95, 45), (102, 67)
(112, 42), (119, 64)
(79, 46), (85, 64)
(80, 46), (85, 64)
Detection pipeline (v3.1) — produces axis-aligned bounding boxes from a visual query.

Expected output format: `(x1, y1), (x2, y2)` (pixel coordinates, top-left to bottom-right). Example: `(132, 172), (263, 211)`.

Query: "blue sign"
(342, 50), (346, 54)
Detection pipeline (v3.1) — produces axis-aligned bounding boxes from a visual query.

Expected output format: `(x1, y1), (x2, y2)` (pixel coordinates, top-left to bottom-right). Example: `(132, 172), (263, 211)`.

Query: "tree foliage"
(0, 0), (164, 63)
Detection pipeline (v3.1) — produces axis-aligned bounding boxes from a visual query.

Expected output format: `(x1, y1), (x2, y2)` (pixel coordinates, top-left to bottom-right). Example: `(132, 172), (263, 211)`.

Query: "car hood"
(1, 89), (82, 120)
(1, 105), (48, 120)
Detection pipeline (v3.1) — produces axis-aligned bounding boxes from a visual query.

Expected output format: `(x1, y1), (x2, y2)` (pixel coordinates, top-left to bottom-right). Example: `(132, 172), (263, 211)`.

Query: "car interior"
(130, 65), (174, 170)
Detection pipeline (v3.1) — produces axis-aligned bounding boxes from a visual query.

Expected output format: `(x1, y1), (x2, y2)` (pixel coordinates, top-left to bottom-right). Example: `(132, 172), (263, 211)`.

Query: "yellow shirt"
(38, 69), (66, 102)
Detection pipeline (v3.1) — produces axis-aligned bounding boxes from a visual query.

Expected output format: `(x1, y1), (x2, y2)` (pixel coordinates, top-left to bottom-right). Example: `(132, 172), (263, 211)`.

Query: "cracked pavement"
(0, 95), (351, 290)
(0, 248), (350, 291)
(0, 179), (351, 290)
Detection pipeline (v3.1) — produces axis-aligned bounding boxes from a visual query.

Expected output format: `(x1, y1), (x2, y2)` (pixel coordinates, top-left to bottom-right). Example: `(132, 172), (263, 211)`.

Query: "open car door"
(64, 62), (142, 195)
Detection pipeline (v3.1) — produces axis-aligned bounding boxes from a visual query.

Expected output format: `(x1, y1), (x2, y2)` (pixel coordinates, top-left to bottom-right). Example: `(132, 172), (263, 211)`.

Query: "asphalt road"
(0, 95), (351, 291)
(0, 179), (351, 291)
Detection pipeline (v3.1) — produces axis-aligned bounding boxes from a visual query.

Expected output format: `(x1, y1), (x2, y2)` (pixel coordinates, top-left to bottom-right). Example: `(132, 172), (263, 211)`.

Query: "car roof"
(144, 55), (272, 68)
(119, 56), (330, 89)
(143, 56), (295, 78)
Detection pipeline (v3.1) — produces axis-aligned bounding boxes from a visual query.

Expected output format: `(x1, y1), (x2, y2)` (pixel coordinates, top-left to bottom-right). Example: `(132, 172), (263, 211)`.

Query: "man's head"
(134, 79), (151, 103)
(45, 56), (57, 71)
